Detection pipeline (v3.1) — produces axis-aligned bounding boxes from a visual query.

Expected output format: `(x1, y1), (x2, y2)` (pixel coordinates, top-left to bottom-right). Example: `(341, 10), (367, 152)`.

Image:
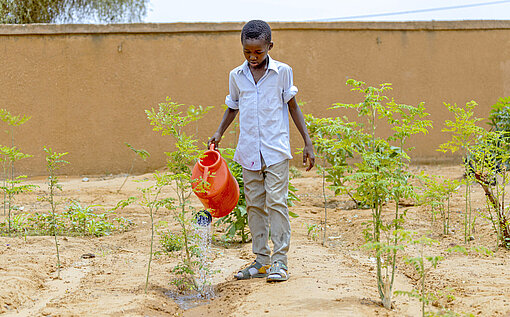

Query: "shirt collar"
(239, 55), (279, 76)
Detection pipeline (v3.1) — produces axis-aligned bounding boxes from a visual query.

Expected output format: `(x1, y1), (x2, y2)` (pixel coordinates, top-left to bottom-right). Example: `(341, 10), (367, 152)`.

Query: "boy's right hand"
(208, 132), (222, 151)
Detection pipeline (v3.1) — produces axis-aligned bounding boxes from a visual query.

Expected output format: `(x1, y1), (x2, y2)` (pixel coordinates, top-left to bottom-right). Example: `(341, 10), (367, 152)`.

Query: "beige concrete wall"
(1, 21), (510, 176)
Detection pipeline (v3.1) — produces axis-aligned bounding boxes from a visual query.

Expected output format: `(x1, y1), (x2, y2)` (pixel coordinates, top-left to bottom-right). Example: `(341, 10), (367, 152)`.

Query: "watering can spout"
(195, 210), (212, 227)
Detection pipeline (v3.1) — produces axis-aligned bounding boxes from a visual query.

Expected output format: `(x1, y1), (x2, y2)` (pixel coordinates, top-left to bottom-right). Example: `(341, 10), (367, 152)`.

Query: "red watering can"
(191, 144), (239, 223)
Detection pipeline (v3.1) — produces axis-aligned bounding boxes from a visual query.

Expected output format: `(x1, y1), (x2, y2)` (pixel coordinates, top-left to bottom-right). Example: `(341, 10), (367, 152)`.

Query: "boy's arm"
(208, 107), (239, 150)
(288, 97), (315, 171)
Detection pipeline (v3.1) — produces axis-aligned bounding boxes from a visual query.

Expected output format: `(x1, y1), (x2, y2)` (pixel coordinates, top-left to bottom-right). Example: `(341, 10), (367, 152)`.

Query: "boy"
(208, 20), (314, 282)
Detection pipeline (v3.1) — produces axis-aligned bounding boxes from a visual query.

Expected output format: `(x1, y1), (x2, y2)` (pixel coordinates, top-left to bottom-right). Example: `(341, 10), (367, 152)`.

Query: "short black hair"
(241, 20), (272, 43)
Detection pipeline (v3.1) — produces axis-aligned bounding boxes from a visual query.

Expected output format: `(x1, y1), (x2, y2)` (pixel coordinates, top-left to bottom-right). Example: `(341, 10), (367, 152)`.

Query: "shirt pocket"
(263, 84), (283, 105)
(238, 88), (256, 109)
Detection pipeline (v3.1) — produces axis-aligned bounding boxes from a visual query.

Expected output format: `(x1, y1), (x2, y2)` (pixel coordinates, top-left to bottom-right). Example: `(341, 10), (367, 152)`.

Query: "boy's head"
(241, 20), (272, 44)
(241, 20), (273, 69)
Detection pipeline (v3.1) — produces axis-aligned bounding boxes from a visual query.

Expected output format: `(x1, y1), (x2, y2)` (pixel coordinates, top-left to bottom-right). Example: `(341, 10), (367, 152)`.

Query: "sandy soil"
(1, 165), (509, 317)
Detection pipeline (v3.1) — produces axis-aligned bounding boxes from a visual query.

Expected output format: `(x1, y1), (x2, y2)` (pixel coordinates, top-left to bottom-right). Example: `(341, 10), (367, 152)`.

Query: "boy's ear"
(268, 41), (274, 50)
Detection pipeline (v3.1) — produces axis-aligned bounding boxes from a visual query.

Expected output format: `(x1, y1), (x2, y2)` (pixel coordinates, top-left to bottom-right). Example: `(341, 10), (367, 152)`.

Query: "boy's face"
(242, 38), (273, 69)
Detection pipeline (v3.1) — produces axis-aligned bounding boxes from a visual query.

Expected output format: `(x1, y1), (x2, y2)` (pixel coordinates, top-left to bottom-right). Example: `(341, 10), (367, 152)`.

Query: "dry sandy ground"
(0, 165), (509, 317)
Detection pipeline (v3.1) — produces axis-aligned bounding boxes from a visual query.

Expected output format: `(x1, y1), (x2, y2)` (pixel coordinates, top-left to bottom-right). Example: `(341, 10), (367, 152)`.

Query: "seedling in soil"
(156, 221), (183, 254)
(117, 142), (149, 193)
(115, 171), (174, 294)
(146, 98), (214, 295)
(330, 79), (431, 309)
(142, 173), (174, 293)
(397, 233), (493, 317)
(0, 109), (31, 196)
(305, 223), (322, 241)
(438, 101), (485, 244)
(1, 201), (132, 237)
(40, 146), (69, 279)
(419, 173), (461, 235)
(0, 109), (34, 234)
(395, 231), (445, 317)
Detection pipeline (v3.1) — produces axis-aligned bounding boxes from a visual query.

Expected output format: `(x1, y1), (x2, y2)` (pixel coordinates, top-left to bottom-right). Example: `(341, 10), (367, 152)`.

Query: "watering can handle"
(203, 166), (209, 182)
(209, 144), (215, 151)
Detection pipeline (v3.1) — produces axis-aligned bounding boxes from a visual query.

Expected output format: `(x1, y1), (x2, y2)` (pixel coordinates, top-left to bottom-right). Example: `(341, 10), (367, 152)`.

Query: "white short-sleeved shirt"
(225, 56), (298, 171)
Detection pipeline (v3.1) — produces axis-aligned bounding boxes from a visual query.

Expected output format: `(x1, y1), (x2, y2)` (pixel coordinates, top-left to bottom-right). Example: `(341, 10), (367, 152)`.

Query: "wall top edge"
(1, 20), (510, 35)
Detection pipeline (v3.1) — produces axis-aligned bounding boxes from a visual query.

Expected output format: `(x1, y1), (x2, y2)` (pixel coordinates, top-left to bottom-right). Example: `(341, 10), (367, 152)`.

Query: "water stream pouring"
(191, 144), (239, 225)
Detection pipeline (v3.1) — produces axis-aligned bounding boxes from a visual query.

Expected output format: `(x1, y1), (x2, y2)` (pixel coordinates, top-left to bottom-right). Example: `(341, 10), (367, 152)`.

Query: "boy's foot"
(235, 261), (270, 280)
(266, 260), (288, 282)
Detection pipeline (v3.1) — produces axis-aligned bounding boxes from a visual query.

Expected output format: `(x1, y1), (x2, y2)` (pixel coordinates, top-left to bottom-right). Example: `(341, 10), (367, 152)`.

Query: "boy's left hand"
(302, 143), (315, 171)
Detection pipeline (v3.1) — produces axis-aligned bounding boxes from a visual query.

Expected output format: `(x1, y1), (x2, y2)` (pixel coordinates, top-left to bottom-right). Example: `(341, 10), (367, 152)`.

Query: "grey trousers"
(242, 158), (290, 266)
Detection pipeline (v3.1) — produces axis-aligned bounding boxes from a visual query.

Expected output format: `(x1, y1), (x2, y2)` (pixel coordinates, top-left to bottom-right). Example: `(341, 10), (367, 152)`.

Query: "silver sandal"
(266, 260), (289, 282)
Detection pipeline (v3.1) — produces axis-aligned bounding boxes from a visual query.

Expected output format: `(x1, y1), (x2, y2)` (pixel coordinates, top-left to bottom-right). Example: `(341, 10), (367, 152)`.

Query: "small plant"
(0, 109), (34, 235)
(305, 223), (322, 241)
(145, 173), (175, 293)
(115, 172), (174, 294)
(397, 237), (492, 317)
(0, 203), (132, 237)
(419, 174), (461, 235)
(438, 101), (485, 244)
(157, 222), (184, 254)
(117, 142), (150, 193)
(64, 200), (132, 236)
(40, 146), (69, 279)
(395, 232), (445, 317)
(146, 98), (213, 295)
(328, 79), (431, 309)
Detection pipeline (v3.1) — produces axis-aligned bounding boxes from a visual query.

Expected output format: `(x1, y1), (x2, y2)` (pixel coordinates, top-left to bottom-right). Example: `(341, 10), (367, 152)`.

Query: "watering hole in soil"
(167, 211), (215, 310)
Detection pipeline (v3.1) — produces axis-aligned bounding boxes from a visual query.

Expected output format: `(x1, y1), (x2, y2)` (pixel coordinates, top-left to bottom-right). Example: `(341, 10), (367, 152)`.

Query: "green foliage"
(310, 79), (431, 309)
(118, 171), (176, 293)
(289, 166), (302, 179)
(395, 231), (445, 317)
(63, 200), (132, 236)
(0, 109), (34, 235)
(0, 109), (30, 127)
(439, 99), (510, 249)
(125, 142), (150, 161)
(305, 223), (322, 241)
(40, 146), (69, 279)
(469, 130), (510, 249)
(419, 173), (461, 235)
(157, 227), (184, 254)
(338, 79), (430, 309)
(488, 96), (510, 141)
(438, 101), (485, 155)
(305, 114), (357, 204)
(438, 101), (486, 244)
(42, 147), (69, 205)
(0, 0), (148, 24)
(0, 201), (132, 236)
(145, 98), (213, 294)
